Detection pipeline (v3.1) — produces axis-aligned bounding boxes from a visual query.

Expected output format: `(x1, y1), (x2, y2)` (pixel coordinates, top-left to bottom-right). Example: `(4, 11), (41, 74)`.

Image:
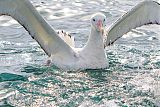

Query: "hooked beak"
(96, 20), (104, 34)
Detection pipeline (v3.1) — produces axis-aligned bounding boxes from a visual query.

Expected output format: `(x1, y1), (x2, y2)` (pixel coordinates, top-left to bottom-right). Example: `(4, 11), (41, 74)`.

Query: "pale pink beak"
(96, 20), (102, 29)
(96, 20), (104, 33)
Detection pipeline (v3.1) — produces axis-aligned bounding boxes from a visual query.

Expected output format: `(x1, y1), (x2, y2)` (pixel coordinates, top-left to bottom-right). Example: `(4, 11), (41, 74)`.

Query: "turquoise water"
(0, 0), (160, 106)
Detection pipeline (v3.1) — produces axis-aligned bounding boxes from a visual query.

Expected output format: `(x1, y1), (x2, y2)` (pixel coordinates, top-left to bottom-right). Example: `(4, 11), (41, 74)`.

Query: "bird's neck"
(81, 26), (105, 55)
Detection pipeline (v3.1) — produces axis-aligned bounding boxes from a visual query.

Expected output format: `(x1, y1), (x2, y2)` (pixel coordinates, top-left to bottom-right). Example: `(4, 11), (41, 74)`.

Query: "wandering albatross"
(0, 0), (159, 71)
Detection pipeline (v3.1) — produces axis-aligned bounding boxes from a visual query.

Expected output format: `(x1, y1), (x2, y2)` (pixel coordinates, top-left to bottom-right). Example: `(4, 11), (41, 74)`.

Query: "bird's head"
(91, 13), (106, 33)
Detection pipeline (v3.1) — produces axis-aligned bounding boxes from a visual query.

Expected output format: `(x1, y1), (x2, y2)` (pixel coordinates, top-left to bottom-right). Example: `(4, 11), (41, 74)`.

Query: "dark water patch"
(84, 69), (111, 83)
(21, 65), (57, 75)
(108, 53), (122, 70)
(153, 61), (160, 69)
(127, 48), (142, 54)
(0, 49), (23, 55)
(123, 64), (142, 70)
(0, 73), (27, 82)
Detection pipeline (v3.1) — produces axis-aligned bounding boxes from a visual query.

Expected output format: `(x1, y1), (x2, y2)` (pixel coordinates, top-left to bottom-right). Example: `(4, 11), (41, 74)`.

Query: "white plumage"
(105, 1), (160, 46)
(57, 30), (75, 47)
(0, 0), (159, 70)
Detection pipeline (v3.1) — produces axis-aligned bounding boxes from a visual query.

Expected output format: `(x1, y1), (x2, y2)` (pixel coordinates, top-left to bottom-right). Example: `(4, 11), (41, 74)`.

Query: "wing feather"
(0, 0), (74, 58)
(57, 30), (75, 47)
(105, 1), (160, 46)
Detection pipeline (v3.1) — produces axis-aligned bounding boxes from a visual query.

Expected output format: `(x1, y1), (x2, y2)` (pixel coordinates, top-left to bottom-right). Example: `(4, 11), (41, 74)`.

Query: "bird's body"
(50, 13), (108, 70)
(0, 0), (159, 71)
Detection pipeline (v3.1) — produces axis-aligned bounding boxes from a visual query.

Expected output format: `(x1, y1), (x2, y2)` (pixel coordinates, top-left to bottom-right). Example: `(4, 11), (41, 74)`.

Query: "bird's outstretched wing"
(0, 0), (75, 58)
(105, 1), (160, 46)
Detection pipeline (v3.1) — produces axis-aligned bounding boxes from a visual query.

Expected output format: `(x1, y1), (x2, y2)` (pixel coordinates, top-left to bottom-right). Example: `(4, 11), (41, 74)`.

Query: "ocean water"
(0, 0), (160, 107)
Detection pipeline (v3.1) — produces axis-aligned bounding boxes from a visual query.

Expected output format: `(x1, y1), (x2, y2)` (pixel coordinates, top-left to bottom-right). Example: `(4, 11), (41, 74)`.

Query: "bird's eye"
(93, 19), (95, 21)
(103, 19), (105, 22)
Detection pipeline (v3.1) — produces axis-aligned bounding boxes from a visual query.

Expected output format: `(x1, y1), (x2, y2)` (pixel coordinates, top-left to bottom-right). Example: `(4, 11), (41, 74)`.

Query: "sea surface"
(0, 0), (160, 107)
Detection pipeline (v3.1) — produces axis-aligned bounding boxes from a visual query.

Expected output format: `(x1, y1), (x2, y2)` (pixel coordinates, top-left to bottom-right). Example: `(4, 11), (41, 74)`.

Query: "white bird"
(0, 0), (159, 71)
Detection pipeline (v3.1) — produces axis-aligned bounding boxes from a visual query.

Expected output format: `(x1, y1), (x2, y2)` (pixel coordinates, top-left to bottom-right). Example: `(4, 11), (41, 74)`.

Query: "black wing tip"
(57, 30), (72, 38)
(153, 1), (160, 5)
(139, 0), (160, 5)
(107, 36), (121, 46)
